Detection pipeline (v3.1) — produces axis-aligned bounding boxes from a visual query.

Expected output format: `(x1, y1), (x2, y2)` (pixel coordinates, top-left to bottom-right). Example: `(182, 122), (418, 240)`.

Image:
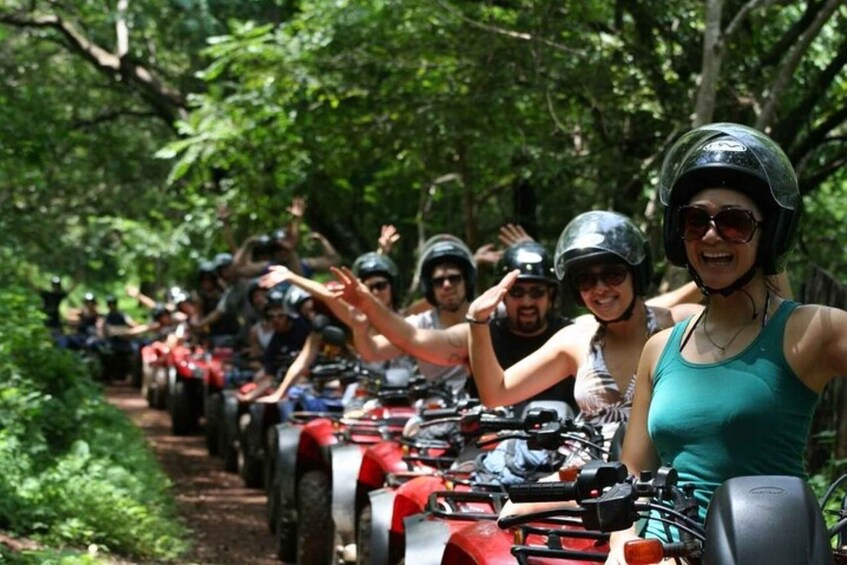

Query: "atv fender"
(275, 423), (303, 526)
(330, 443), (365, 538)
(403, 512), (453, 565)
(368, 487), (396, 565)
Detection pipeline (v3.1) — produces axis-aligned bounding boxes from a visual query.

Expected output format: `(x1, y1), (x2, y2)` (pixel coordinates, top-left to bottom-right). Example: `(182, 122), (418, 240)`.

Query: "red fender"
(297, 417), (340, 468)
(141, 341), (169, 365)
(441, 521), (517, 564)
(204, 357), (227, 390)
(443, 518), (608, 564)
(391, 475), (450, 534)
(358, 440), (408, 492)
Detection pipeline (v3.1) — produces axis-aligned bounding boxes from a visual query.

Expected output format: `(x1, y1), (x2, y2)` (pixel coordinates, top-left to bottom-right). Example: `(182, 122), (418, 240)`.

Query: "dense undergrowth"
(0, 276), (188, 562)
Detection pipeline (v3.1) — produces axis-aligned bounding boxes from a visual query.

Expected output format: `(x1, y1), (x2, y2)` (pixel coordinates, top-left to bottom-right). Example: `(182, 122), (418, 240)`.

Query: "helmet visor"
(659, 123), (798, 210)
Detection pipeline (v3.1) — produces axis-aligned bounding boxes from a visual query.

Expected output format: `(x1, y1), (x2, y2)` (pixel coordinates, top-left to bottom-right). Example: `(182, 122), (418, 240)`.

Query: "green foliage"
(0, 267), (188, 560)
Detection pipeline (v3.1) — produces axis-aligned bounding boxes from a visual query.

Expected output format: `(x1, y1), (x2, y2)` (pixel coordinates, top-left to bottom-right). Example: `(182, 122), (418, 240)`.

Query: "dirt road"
(106, 382), (279, 564)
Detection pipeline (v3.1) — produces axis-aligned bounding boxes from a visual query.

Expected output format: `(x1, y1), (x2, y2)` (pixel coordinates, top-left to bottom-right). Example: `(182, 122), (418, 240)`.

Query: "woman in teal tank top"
(607, 123), (847, 563)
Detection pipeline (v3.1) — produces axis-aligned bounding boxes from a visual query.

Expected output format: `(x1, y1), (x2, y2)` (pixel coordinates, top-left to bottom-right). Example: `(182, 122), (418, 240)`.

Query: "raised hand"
(377, 224), (400, 255)
(467, 269), (519, 322)
(498, 223), (534, 246)
(259, 265), (292, 288)
(287, 196), (306, 219)
(473, 243), (503, 267)
(330, 266), (372, 310)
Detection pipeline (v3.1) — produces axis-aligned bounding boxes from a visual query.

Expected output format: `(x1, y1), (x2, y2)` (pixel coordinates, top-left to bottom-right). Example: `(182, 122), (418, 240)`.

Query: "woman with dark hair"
(606, 123), (847, 563)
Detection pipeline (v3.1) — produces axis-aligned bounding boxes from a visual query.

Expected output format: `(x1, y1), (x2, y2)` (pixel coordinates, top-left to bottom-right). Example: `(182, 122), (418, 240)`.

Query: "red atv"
(403, 411), (608, 564)
(140, 340), (172, 410)
(267, 364), (456, 564)
(166, 342), (211, 435)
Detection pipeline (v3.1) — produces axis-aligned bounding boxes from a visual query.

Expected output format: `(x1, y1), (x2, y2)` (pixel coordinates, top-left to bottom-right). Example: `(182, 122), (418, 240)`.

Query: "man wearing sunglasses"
(344, 236), (477, 393)
(335, 241), (577, 410)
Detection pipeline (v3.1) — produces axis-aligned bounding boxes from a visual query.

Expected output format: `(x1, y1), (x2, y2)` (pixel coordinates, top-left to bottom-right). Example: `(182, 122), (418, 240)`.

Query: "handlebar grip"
(507, 481), (578, 503)
(420, 407), (459, 419)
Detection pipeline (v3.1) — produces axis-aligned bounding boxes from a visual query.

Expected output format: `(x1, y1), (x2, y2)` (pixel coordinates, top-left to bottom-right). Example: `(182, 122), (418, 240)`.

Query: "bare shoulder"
(642, 326), (675, 369)
(787, 303), (847, 341)
(545, 317), (596, 357)
(669, 302), (703, 323)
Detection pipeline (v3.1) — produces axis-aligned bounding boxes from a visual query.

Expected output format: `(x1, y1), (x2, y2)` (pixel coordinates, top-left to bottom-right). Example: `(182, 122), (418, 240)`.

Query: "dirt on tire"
(105, 381), (279, 564)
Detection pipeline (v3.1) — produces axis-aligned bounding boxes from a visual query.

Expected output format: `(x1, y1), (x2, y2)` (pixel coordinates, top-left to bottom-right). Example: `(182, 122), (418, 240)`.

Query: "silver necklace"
(701, 310), (752, 356)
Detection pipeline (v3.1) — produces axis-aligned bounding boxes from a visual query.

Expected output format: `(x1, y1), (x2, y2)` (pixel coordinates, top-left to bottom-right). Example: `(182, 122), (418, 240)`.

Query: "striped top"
(573, 306), (661, 426)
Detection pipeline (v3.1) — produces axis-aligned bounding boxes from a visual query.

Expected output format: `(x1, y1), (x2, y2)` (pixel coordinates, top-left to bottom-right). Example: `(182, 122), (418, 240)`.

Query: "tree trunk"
(692, 0), (724, 127)
(755, 0), (842, 133)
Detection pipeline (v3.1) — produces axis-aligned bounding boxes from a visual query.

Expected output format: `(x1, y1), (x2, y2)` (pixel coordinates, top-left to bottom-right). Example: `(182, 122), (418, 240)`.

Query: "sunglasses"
(266, 312), (288, 319)
(431, 274), (463, 287)
(571, 264), (629, 292)
(679, 206), (762, 244)
(366, 280), (390, 292)
(507, 286), (549, 300)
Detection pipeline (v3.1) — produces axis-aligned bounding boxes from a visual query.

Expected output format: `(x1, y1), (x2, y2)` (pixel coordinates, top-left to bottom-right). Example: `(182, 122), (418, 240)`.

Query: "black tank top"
(472, 314), (577, 414)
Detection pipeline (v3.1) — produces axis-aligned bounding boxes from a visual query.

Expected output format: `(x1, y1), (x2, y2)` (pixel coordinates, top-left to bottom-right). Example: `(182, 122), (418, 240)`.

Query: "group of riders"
(40, 123), (847, 564)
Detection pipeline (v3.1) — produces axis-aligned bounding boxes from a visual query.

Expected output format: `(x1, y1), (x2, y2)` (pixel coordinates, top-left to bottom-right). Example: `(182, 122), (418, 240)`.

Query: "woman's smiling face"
(683, 188), (763, 289)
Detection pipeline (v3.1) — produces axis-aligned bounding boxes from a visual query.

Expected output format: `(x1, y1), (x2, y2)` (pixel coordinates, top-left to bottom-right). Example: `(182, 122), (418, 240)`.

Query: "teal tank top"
(647, 300), (818, 527)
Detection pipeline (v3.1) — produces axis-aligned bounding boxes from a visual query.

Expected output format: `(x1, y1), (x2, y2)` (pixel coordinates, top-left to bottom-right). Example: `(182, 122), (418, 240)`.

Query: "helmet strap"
(594, 293), (637, 326)
(687, 263), (758, 298)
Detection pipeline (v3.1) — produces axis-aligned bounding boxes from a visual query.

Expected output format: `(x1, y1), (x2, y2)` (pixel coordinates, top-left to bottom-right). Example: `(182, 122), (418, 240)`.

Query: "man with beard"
(336, 240), (576, 411)
(341, 235), (477, 394)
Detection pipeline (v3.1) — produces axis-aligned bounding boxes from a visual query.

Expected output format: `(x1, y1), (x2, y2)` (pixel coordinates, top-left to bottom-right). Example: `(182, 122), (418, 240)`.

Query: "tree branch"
(755, 0), (842, 132)
(790, 103), (847, 167)
(116, 0), (129, 58)
(71, 108), (160, 129)
(0, 9), (188, 126)
(432, 0), (584, 56)
(772, 35), (847, 148)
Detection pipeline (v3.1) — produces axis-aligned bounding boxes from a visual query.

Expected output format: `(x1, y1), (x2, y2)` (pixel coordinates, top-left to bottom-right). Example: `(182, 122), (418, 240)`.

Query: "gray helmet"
(352, 252), (398, 282)
(416, 234), (476, 305)
(554, 211), (652, 304)
(263, 289), (291, 316)
(497, 241), (557, 286)
(83, 292), (97, 304)
(283, 285), (312, 316)
(213, 252), (233, 271)
(659, 123), (800, 275)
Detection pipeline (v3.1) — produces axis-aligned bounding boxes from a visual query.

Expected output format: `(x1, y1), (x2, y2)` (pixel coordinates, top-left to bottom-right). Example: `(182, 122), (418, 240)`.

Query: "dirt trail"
(106, 382), (278, 564)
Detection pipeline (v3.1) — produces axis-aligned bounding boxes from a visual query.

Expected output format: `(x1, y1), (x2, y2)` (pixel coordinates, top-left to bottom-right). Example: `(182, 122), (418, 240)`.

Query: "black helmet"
(247, 278), (266, 307)
(352, 252), (399, 282)
(106, 294), (117, 306)
(83, 292), (97, 304)
(150, 303), (170, 321)
(213, 252), (233, 271)
(263, 289), (291, 316)
(554, 211), (652, 305)
(659, 122), (800, 275)
(497, 241), (557, 286)
(284, 285), (312, 315)
(416, 235), (476, 305)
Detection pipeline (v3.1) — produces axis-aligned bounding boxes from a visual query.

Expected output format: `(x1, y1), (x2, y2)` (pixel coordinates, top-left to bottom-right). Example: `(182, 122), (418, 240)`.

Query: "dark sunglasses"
(507, 286), (549, 300)
(366, 280), (390, 292)
(266, 312), (288, 319)
(431, 274), (463, 287)
(679, 206), (762, 244)
(571, 264), (629, 292)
